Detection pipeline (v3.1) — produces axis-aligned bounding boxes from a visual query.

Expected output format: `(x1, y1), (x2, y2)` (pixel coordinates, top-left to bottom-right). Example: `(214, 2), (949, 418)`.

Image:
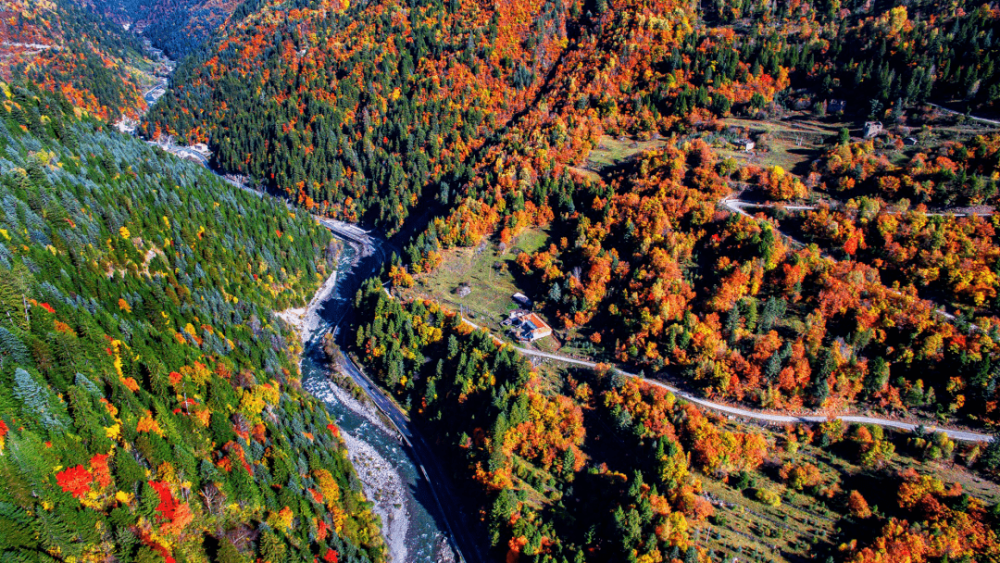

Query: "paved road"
(165, 151), (995, 445)
(456, 315), (992, 442)
(720, 198), (994, 218)
(499, 343), (994, 442)
(165, 141), (992, 563)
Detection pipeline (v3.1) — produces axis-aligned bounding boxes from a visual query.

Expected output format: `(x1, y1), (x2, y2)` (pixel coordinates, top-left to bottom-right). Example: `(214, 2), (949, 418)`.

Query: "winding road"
(139, 63), (993, 563)
(457, 317), (993, 443)
(720, 198), (995, 218)
(156, 143), (994, 563)
(926, 102), (1000, 127)
(507, 345), (994, 443)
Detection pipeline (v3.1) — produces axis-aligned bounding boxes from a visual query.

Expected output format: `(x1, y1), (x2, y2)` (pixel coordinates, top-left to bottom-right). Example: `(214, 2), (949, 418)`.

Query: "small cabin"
(863, 121), (884, 139)
(827, 99), (847, 113)
(512, 292), (532, 308)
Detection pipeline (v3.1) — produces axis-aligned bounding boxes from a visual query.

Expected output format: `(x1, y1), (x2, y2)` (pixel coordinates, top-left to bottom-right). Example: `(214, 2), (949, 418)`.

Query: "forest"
(86, 0), (244, 59)
(6, 0), (1000, 559)
(143, 0), (1000, 231)
(133, 0), (1000, 557)
(349, 278), (1000, 562)
(0, 83), (384, 563)
(0, 0), (158, 121)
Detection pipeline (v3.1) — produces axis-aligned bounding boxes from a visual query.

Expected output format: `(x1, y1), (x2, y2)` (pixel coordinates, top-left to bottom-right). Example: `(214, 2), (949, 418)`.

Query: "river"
(297, 237), (457, 563)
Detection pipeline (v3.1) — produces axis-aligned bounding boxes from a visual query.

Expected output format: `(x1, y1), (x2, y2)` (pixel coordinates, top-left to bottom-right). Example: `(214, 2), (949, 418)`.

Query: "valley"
(4, 0), (1000, 562)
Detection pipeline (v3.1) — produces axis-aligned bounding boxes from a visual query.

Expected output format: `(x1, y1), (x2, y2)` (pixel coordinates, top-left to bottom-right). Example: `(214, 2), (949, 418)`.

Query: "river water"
(293, 236), (453, 563)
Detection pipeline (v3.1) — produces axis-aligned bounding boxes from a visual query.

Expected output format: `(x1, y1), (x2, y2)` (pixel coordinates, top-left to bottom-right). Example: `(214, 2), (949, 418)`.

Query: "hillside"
(142, 0), (663, 233)
(142, 0), (1000, 420)
(17, 0), (1000, 560)
(0, 0), (159, 121)
(0, 83), (384, 563)
(348, 278), (1000, 563)
(84, 0), (242, 59)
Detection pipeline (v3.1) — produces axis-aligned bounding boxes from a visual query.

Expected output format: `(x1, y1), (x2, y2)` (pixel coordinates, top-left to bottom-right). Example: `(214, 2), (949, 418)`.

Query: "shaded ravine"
(210, 168), (478, 562)
(295, 232), (467, 563)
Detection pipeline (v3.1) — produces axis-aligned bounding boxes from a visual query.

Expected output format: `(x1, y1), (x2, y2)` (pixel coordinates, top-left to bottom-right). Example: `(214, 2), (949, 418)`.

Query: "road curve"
(503, 343), (993, 443)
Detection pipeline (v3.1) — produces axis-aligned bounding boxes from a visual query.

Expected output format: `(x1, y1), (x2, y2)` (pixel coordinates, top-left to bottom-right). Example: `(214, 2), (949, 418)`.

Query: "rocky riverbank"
(276, 267), (339, 346)
(341, 431), (410, 563)
(303, 361), (411, 563)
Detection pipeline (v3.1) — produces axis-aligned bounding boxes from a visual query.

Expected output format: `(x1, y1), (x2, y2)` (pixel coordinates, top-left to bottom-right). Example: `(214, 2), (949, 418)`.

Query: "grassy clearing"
(586, 135), (668, 171)
(402, 225), (599, 362)
(403, 227), (551, 334)
(720, 110), (999, 179)
(719, 115), (847, 175)
(697, 459), (838, 563)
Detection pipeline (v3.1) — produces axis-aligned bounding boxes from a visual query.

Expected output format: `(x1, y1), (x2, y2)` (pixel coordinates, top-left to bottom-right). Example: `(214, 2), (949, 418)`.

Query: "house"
(732, 138), (755, 152)
(827, 99), (847, 113)
(191, 143), (211, 155)
(455, 285), (471, 298)
(504, 311), (552, 342)
(904, 137), (919, 146)
(863, 121), (883, 139)
(512, 292), (532, 308)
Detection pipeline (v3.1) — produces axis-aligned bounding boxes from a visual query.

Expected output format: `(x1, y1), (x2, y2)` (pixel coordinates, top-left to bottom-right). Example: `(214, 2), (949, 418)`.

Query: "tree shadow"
(400, 422), (494, 563)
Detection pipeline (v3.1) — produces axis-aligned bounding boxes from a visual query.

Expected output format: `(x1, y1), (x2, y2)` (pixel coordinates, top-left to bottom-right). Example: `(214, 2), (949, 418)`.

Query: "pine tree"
(0, 327), (30, 367)
(13, 368), (65, 431)
(0, 265), (32, 330)
(725, 304), (740, 346)
(259, 531), (287, 562)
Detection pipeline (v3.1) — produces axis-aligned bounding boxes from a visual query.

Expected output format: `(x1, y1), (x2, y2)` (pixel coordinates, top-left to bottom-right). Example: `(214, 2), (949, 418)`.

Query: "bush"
(755, 488), (782, 507)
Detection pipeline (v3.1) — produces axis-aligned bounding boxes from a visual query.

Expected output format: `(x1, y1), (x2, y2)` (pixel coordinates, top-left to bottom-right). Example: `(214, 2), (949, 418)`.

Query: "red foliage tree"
(56, 465), (93, 498)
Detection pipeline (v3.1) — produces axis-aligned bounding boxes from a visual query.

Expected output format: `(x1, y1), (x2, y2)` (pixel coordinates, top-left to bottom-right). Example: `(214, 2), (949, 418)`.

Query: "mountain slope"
(1, 0), (155, 121)
(84, 0), (242, 59)
(142, 0), (662, 234)
(0, 82), (385, 563)
(137, 0), (1000, 560)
